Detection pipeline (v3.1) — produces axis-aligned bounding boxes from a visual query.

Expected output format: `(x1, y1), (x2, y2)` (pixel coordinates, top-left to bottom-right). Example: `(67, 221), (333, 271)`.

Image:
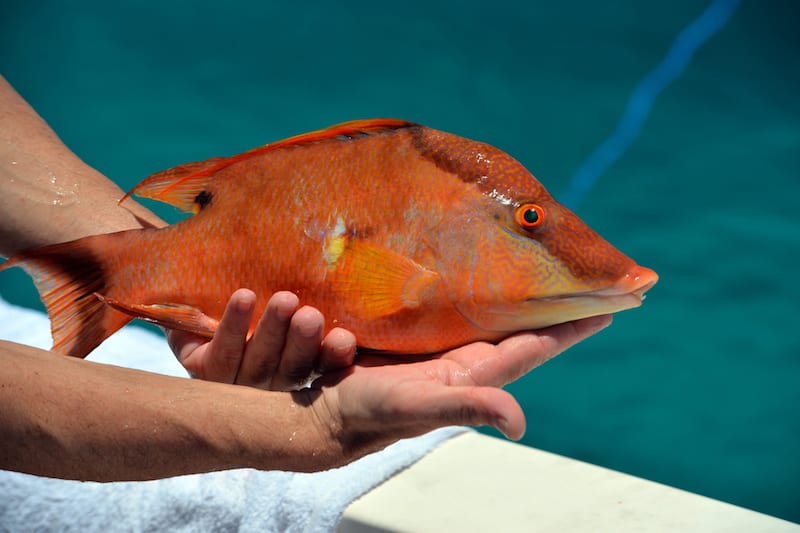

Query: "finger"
(446, 314), (613, 387)
(488, 314), (613, 385)
(495, 314), (612, 383)
(270, 305), (325, 391)
(318, 327), (357, 373)
(411, 386), (526, 440)
(365, 384), (527, 441)
(167, 328), (206, 370)
(201, 288), (256, 383)
(236, 291), (299, 388)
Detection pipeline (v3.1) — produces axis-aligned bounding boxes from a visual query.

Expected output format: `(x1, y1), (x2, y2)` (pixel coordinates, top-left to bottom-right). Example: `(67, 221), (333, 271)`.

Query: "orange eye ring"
(514, 203), (546, 229)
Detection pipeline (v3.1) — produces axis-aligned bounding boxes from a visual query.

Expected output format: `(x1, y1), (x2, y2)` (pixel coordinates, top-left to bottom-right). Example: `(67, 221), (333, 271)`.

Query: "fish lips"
(531, 265), (659, 317)
(463, 265), (657, 333)
(582, 265), (659, 301)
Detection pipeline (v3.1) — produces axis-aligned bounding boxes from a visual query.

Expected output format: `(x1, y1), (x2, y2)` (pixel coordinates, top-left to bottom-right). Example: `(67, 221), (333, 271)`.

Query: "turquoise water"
(2, 0), (799, 522)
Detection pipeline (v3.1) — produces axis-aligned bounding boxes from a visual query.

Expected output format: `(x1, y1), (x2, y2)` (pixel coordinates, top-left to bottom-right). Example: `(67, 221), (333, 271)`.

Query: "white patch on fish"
(323, 215), (349, 266)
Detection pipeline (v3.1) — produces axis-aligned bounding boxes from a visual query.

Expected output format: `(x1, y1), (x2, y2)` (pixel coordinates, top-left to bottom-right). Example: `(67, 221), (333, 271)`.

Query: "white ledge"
(339, 432), (798, 533)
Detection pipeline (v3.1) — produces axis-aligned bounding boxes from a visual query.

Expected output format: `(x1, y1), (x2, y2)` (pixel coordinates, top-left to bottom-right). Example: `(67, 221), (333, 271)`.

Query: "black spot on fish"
(194, 190), (212, 210)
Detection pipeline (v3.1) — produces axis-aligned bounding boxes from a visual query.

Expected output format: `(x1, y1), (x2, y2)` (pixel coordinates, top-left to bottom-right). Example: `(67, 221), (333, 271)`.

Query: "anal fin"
(96, 295), (219, 338)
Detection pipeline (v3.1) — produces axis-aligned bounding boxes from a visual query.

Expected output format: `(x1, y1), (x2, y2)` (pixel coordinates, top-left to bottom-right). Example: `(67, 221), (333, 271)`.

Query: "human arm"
(0, 74), (354, 386)
(0, 314), (610, 481)
(0, 76), (164, 257)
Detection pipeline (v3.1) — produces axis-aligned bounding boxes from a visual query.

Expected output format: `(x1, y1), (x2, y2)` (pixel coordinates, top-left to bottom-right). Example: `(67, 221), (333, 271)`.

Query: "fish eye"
(514, 203), (546, 230)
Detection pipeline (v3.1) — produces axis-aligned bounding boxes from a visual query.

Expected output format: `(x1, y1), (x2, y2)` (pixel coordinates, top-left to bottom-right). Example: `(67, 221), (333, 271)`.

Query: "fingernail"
(235, 296), (255, 314)
(272, 292), (299, 322)
(299, 322), (321, 339)
(577, 314), (610, 336)
(495, 416), (510, 435)
(591, 314), (613, 333)
(274, 306), (294, 323)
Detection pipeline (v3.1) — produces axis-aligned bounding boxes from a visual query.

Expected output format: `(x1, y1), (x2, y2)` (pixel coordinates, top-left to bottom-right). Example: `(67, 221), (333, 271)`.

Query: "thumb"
(394, 386), (527, 441)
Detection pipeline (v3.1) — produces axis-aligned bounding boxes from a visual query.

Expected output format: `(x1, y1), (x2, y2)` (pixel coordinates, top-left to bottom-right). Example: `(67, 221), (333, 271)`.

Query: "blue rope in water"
(560, 0), (740, 210)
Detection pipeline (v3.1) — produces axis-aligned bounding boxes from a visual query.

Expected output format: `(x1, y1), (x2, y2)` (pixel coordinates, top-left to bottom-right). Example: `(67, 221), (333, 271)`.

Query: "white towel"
(0, 296), (465, 532)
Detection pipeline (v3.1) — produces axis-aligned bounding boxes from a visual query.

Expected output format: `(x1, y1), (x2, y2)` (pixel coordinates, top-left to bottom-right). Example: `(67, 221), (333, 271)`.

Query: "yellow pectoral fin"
(96, 294), (219, 337)
(328, 239), (441, 320)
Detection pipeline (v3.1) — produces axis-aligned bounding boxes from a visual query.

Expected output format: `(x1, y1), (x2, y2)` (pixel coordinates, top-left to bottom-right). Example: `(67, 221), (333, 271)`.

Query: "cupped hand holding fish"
(168, 289), (357, 390)
(0, 312), (610, 480)
(307, 314), (612, 450)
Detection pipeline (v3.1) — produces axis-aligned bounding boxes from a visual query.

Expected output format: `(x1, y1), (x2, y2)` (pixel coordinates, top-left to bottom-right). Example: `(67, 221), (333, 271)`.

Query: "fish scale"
(1, 119), (657, 357)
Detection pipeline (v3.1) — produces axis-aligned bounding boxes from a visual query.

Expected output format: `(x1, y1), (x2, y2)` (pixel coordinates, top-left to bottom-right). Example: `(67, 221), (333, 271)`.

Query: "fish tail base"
(1, 238), (132, 357)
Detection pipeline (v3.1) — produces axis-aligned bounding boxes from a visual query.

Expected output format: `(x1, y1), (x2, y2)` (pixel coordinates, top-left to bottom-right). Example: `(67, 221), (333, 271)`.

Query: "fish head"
(415, 127), (659, 332)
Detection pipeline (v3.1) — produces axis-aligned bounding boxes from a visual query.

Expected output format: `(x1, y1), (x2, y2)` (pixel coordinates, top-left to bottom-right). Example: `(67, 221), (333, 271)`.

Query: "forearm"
(0, 340), (341, 481)
(0, 75), (163, 257)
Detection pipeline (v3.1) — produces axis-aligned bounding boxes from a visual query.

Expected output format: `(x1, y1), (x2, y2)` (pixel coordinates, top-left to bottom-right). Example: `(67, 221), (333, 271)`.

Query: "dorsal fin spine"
(121, 118), (418, 211)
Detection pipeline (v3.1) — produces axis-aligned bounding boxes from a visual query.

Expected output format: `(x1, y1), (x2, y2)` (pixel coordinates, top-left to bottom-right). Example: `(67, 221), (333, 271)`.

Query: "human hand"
(303, 314), (613, 465)
(167, 289), (357, 390)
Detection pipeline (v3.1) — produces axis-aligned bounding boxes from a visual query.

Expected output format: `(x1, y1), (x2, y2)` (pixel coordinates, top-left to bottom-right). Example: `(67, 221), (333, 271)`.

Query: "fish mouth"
(535, 264), (659, 308)
(459, 265), (659, 334)
(589, 265), (659, 302)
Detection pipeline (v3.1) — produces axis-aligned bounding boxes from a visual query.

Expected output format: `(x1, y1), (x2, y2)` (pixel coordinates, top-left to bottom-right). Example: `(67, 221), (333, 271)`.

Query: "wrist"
(214, 386), (348, 473)
(299, 385), (401, 470)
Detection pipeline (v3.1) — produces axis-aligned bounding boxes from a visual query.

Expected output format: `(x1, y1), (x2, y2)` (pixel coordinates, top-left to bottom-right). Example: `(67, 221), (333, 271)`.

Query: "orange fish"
(1, 119), (657, 357)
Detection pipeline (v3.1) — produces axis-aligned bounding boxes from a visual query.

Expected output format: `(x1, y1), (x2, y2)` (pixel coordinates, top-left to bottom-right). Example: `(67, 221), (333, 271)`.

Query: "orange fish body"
(1, 119), (657, 357)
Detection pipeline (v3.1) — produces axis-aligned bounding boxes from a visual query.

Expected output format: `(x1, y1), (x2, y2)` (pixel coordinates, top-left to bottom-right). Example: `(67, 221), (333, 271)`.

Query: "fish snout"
(597, 264), (659, 301)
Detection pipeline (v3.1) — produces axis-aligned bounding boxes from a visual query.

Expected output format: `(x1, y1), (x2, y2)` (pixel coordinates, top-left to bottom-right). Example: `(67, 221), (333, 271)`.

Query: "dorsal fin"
(257, 118), (417, 153)
(119, 158), (226, 213)
(120, 118), (417, 213)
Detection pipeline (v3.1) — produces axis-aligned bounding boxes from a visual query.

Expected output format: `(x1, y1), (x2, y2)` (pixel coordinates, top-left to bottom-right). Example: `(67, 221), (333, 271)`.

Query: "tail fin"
(0, 237), (132, 357)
